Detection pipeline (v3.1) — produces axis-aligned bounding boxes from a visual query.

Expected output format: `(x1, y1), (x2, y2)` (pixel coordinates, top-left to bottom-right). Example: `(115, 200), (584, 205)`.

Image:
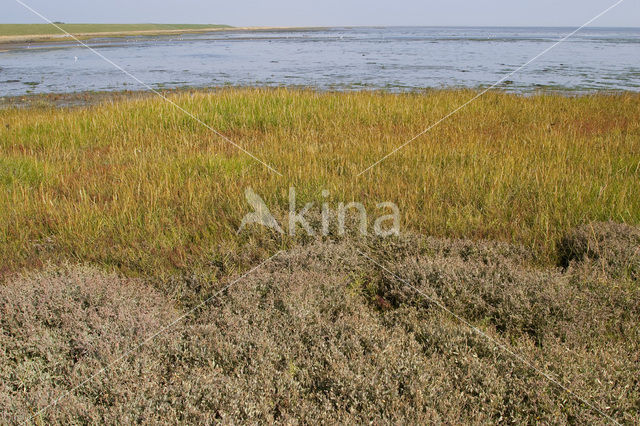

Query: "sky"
(2, 0), (638, 27)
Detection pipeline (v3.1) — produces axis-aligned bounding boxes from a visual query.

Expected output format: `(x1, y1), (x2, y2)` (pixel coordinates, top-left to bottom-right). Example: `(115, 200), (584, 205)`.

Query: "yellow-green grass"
(1, 88), (639, 278)
(0, 23), (230, 37)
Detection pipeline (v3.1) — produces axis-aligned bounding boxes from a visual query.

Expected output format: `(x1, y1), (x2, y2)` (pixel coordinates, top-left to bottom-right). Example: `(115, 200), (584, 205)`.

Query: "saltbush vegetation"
(1, 229), (638, 423)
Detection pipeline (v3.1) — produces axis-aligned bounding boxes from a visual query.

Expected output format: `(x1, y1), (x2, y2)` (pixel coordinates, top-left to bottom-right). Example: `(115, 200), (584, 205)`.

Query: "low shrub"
(558, 221), (640, 280)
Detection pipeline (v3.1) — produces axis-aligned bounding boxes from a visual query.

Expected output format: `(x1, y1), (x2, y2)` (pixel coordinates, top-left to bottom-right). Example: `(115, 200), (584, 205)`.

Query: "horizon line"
(1, 23), (639, 29)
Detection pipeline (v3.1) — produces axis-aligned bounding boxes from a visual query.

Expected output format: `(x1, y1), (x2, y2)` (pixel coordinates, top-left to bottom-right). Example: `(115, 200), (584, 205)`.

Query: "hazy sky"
(3, 0), (638, 27)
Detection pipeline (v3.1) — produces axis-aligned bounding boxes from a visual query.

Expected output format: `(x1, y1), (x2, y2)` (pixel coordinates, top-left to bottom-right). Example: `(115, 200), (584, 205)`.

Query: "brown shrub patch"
(0, 267), (179, 424)
(1, 231), (638, 423)
(558, 221), (640, 280)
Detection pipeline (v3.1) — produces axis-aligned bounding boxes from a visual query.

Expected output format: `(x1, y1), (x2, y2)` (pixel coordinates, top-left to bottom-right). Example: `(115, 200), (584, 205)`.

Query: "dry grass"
(1, 230), (638, 424)
(1, 88), (639, 278)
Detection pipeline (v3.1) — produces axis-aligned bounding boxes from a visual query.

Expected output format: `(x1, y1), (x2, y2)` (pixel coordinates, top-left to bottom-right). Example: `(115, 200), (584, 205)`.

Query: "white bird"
(74, 56), (78, 62)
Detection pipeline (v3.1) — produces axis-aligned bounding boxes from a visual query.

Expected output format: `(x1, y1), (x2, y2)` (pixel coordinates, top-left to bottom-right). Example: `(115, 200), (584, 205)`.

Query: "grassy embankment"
(0, 88), (639, 279)
(0, 23), (232, 44)
(0, 24), (230, 36)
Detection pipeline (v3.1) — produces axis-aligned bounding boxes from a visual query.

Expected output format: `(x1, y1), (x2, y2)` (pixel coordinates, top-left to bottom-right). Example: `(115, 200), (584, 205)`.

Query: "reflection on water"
(1, 26), (639, 96)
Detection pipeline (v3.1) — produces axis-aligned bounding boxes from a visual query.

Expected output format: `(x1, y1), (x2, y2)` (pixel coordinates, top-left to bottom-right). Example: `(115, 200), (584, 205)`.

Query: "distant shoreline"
(0, 25), (326, 49)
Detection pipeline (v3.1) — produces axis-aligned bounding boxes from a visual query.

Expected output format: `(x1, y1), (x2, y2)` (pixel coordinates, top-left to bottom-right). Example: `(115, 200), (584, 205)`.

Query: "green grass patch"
(0, 88), (638, 276)
(0, 23), (231, 37)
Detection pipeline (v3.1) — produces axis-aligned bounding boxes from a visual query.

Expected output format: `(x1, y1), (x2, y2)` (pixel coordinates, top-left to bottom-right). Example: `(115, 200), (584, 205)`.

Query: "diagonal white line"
(13, 0), (283, 177)
(356, 249), (620, 425)
(23, 251), (284, 425)
(357, 0), (626, 177)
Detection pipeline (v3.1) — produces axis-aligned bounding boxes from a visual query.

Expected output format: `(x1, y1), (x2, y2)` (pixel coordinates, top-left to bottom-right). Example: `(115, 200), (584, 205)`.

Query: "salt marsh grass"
(1, 88), (639, 277)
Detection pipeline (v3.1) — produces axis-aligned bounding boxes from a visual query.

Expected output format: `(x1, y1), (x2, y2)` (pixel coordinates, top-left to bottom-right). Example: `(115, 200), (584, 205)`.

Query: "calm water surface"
(1, 27), (639, 96)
